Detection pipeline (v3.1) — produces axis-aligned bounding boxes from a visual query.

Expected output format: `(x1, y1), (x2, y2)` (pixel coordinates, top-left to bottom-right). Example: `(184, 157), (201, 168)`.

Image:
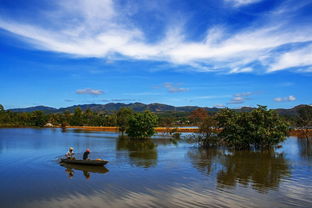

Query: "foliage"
(71, 107), (83, 126)
(198, 115), (219, 147)
(216, 105), (289, 149)
(31, 111), (48, 127)
(126, 111), (158, 139)
(296, 105), (312, 139)
(189, 108), (208, 125)
(116, 108), (133, 135)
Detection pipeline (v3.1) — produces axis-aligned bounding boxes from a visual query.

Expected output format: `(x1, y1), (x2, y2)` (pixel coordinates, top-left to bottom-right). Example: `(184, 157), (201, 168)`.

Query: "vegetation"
(116, 108), (133, 136)
(126, 111), (158, 139)
(216, 106), (289, 149)
(296, 105), (312, 139)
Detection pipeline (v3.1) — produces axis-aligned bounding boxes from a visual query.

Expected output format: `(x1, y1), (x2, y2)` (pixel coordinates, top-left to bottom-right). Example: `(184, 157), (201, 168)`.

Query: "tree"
(189, 108), (208, 125)
(126, 111), (158, 139)
(72, 107), (83, 126)
(31, 111), (47, 127)
(0, 104), (4, 112)
(296, 105), (312, 139)
(117, 108), (133, 135)
(216, 105), (289, 150)
(199, 115), (218, 147)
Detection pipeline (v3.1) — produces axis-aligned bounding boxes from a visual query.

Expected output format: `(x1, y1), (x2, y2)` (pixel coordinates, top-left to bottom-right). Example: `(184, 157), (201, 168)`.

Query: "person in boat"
(83, 148), (90, 160)
(65, 147), (75, 159)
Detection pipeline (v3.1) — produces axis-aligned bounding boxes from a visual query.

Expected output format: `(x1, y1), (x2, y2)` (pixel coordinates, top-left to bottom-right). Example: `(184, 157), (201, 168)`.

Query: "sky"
(0, 0), (312, 109)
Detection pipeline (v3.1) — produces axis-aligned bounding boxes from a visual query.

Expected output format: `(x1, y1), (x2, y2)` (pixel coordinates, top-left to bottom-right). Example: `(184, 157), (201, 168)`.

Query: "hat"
(86, 148), (90, 152)
(69, 147), (74, 150)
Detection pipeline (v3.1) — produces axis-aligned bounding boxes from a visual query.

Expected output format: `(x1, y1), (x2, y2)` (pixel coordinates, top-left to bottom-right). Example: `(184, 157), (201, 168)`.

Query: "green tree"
(117, 108), (133, 136)
(199, 115), (218, 147)
(126, 111), (158, 139)
(0, 104), (4, 112)
(31, 111), (47, 127)
(216, 105), (289, 150)
(72, 107), (83, 126)
(296, 105), (312, 139)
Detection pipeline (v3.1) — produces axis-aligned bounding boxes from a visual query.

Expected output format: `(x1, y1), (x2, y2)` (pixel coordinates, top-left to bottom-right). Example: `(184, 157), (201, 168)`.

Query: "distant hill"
(8, 103), (311, 117)
(9, 105), (58, 113)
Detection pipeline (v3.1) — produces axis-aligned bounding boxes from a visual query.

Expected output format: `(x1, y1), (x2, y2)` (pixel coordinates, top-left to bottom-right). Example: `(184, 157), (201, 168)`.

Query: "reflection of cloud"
(163, 83), (188, 93)
(76, 88), (104, 95)
(274, 95), (296, 102)
(24, 184), (292, 208)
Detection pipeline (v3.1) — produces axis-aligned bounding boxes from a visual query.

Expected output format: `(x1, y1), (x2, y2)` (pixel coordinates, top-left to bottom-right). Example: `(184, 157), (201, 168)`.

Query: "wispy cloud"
(163, 83), (188, 93)
(225, 0), (262, 7)
(269, 45), (312, 72)
(64, 99), (74, 102)
(76, 88), (104, 95)
(228, 92), (253, 104)
(0, 0), (311, 73)
(274, 95), (296, 102)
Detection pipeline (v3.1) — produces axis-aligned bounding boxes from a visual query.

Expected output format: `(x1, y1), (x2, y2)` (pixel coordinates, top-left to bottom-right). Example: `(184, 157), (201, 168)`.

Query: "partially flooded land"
(0, 128), (312, 208)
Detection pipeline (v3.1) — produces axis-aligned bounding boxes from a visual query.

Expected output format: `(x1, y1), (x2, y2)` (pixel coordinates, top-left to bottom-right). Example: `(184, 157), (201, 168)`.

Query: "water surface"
(0, 128), (311, 208)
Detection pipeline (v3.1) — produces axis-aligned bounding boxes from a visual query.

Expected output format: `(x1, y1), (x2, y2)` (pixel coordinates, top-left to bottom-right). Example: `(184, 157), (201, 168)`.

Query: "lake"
(0, 128), (311, 208)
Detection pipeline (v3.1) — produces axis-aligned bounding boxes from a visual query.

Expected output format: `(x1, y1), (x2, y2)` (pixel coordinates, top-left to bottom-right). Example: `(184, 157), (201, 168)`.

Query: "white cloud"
(76, 88), (104, 95)
(225, 0), (262, 7)
(269, 45), (312, 72)
(229, 67), (253, 74)
(228, 92), (253, 104)
(163, 83), (188, 93)
(0, 0), (311, 73)
(274, 95), (296, 102)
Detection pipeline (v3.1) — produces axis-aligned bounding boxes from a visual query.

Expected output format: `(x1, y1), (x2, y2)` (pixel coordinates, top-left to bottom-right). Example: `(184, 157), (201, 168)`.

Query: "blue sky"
(0, 0), (311, 109)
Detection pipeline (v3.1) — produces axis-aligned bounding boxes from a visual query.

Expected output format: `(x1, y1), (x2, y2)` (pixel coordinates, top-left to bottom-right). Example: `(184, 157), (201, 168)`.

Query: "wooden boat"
(60, 158), (108, 166)
(60, 162), (109, 174)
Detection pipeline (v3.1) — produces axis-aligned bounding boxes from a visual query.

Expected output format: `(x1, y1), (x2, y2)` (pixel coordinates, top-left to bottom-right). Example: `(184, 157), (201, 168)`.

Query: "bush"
(216, 105), (289, 150)
(126, 111), (158, 139)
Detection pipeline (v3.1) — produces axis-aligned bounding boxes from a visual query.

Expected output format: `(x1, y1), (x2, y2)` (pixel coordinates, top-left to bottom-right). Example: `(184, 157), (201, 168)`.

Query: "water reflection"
(188, 148), (291, 192)
(117, 136), (157, 168)
(60, 162), (109, 179)
(297, 137), (312, 160)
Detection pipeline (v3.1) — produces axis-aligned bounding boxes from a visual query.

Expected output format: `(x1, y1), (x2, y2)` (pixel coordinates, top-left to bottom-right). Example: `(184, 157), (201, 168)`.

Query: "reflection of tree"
(188, 149), (290, 192)
(297, 137), (312, 160)
(188, 148), (220, 175)
(117, 136), (157, 168)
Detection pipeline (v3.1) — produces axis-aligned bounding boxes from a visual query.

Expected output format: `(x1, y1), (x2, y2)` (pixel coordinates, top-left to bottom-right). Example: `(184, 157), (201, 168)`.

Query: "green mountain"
(8, 103), (311, 117)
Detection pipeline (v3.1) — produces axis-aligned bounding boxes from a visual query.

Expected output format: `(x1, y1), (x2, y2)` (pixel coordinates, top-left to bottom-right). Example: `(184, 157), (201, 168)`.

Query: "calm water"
(0, 128), (311, 208)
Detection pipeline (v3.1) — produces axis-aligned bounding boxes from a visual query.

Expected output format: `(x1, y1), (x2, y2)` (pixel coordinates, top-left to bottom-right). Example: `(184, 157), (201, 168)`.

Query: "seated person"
(83, 148), (90, 160)
(65, 147), (75, 159)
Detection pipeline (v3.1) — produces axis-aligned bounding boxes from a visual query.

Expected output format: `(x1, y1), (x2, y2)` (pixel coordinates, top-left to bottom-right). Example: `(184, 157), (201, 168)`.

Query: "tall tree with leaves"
(126, 111), (158, 139)
(117, 107), (133, 136)
(296, 105), (312, 139)
(72, 107), (83, 126)
(216, 106), (289, 150)
(189, 108), (208, 125)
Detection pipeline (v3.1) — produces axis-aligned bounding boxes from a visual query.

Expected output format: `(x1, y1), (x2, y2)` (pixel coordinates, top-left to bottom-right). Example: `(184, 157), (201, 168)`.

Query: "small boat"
(60, 162), (109, 174)
(60, 158), (109, 166)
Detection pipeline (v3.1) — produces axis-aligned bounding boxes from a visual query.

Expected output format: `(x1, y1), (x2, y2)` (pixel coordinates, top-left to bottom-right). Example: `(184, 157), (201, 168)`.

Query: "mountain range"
(7, 102), (310, 116)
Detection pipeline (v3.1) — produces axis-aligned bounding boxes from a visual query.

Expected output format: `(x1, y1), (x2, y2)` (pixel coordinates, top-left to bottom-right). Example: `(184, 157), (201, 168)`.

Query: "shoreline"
(1, 126), (311, 136)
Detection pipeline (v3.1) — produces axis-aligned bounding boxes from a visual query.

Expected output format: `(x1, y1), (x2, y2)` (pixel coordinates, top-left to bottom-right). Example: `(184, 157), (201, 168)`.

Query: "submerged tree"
(126, 111), (158, 139)
(216, 105), (289, 150)
(117, 107), (133, 136)
(296, 105), (312, 139)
